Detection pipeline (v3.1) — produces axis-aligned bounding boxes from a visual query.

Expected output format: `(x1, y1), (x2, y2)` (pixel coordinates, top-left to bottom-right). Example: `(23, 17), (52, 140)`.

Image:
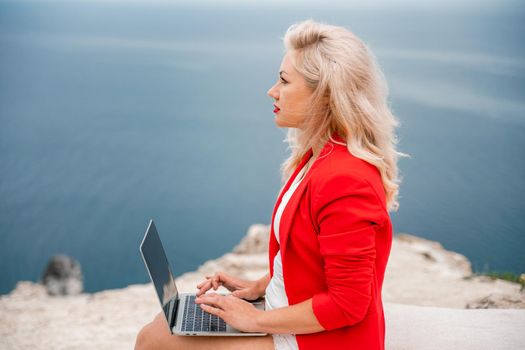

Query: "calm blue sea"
(1, 1), (524, 294)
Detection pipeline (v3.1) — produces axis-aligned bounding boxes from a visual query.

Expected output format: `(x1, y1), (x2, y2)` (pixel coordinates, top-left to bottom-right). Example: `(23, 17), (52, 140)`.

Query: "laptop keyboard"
(181, 295), (227, 333)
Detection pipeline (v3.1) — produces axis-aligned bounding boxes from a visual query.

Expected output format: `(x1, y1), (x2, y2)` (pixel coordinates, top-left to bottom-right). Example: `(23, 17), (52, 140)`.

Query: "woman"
(135, 19), (405, 350)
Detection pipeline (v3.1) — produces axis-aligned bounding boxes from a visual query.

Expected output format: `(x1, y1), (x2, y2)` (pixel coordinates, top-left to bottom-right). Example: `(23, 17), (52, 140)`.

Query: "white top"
(265, 159), (311, 350)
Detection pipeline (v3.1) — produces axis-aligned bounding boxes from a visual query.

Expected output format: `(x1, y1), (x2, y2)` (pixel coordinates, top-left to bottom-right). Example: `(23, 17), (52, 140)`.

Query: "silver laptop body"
(139, 219), (266, 336)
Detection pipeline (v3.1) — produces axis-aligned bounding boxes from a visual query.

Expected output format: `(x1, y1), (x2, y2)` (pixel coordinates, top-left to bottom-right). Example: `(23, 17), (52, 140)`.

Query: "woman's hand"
(194, 293), (263, 333)
(195, 272), (266, 301)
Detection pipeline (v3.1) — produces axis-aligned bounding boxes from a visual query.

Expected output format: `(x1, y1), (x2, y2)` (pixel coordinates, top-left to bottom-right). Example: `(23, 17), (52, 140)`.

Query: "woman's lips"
(273, 105), (280, 113)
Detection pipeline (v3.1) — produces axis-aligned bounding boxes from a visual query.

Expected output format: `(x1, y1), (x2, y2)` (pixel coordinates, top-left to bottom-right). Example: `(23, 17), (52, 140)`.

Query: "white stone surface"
(385, 303), (525, 350)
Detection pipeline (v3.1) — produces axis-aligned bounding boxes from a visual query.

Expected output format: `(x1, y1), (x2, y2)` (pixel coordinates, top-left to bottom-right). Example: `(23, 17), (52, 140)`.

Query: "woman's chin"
(274, 117), (291, 128)
(274, 119), (285, 128)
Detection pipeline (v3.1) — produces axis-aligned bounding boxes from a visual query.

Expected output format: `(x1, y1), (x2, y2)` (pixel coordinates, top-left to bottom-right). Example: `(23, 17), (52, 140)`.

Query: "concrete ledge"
(385, 303), (525, 350)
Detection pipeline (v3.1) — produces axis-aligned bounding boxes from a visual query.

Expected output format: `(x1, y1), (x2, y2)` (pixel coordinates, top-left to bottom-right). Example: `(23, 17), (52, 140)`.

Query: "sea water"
(0, 1), (524, 294)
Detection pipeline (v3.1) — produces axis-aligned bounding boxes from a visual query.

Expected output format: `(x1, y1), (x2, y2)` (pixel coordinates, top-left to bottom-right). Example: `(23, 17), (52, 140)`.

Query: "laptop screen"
(140, 220), (179, 321)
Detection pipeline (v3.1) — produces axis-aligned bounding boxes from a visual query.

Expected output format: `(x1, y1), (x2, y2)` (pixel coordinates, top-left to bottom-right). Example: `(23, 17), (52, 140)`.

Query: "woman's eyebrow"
(279, 70), (288, 76)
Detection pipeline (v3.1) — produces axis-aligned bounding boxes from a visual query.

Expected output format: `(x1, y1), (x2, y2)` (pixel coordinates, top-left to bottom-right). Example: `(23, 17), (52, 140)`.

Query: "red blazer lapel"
(269, 149), (313, 276)
(275, 140), (338, 264)
(269, 133), (343, 276)
(278, 158), (315, 263)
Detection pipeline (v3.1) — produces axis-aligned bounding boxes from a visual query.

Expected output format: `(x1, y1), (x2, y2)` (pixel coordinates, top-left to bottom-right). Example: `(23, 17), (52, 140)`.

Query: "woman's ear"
(322, 91), (331, 106)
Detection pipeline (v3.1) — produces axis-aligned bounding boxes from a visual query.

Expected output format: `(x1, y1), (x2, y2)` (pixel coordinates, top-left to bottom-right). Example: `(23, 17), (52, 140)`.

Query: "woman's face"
(267, 50), (314, 129)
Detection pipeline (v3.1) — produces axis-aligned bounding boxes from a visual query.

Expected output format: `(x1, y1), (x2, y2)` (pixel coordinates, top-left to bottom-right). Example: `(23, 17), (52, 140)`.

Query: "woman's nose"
(267, 82), (279, 100)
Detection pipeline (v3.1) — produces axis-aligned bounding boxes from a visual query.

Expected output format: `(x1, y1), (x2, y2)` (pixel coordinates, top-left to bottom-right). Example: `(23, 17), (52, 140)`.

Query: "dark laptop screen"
(140, 220), (178, 320)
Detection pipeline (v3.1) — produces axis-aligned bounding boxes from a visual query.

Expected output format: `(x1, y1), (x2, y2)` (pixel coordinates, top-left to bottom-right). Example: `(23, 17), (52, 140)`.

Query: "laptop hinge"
(169, 297), (179, 333)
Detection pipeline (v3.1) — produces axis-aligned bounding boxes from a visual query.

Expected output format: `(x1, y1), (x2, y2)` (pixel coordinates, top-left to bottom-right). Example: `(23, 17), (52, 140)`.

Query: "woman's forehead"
(279, 51), (297, 76)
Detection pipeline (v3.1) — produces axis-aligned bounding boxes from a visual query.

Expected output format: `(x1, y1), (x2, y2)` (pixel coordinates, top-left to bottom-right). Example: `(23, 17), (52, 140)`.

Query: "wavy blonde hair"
(280, 19), (408, 212)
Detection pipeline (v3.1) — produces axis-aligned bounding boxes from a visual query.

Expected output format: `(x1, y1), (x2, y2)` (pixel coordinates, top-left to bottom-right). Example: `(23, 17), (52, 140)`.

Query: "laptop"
(139, 219), (267, 336)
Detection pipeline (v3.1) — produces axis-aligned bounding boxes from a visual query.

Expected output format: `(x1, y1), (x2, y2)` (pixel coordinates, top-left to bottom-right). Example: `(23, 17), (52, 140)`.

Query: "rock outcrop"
(41, 255), (83, 296)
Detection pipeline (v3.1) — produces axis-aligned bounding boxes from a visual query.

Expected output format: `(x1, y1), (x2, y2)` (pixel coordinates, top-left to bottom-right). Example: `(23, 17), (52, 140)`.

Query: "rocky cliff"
(1, 225), (524, 349)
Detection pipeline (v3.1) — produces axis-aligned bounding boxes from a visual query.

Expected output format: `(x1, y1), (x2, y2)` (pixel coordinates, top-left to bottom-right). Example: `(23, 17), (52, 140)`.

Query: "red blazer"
(269, 136), (392, 350)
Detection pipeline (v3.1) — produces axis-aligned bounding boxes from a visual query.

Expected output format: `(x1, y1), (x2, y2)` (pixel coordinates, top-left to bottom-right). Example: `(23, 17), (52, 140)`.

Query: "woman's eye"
(280, 77), (288, 84)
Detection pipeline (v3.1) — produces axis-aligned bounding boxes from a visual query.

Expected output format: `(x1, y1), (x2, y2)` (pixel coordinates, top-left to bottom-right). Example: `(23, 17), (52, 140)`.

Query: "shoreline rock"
(41, 255), (83, 296)
(383, 233), (524, 309)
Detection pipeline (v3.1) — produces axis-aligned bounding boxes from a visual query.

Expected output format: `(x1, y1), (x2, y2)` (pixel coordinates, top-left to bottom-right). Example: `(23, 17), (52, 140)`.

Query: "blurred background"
(0, 0), (524, 294)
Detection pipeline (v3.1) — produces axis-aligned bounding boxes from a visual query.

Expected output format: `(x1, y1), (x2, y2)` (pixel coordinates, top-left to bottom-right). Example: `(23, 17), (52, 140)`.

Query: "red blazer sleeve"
(311, 172), (388, 331)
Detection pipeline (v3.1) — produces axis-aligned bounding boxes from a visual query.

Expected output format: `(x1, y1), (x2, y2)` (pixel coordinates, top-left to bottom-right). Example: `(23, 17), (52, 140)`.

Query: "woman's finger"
(212, 273), (223, 290)
(232, 288), (250, 299)
(197, 274), (215, 288)
(207, 293), (225, 307)
(199, 303), (224, 318)
(198, 272), (238, 293)
(196, 279), (209, 288)
(196, 293), (226, 309)
(196, 280), (212, 296)
(199, 280), (212, 291)
(220, 272), (238, 288)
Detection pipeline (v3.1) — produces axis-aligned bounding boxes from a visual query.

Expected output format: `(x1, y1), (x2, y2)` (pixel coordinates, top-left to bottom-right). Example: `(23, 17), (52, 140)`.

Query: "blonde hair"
(280, 19), (409, 212)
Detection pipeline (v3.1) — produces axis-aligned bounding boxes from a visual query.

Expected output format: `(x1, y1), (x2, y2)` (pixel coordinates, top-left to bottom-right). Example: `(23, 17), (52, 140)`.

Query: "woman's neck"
(312, 144), (322, 160)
